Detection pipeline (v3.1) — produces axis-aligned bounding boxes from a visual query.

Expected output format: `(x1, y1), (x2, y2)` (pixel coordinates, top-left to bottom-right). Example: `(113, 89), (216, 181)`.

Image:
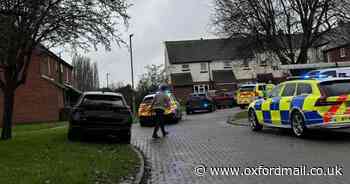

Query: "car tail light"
(315, 97), (342, 106)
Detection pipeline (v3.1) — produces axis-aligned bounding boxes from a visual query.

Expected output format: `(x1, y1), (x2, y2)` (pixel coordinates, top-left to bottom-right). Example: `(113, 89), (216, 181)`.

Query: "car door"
(279, 83), (297, 125)
(261, 84), (283, 124)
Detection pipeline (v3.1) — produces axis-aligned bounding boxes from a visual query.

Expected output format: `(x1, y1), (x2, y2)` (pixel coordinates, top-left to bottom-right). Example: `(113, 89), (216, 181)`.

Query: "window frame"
(340, 48), (346, 58)
(181, 64), (190, 71)
(200, 63), (207, 72)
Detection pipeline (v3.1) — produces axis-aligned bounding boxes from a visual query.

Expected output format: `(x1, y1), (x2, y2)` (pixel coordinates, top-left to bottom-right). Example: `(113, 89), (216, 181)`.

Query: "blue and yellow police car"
(248, 77), (350, 137)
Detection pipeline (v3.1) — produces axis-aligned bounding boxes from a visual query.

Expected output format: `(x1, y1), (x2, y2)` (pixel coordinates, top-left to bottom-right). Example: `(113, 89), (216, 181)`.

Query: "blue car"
(186, 93), (215, 114)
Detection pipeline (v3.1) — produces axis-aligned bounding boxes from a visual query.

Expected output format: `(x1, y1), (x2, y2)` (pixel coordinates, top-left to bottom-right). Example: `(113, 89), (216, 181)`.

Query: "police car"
(248, 77), (350, 137)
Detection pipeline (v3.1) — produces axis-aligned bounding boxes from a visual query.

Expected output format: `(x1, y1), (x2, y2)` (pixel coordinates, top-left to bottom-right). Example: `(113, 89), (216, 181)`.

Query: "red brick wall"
(0, 52), (66, 125)
(327, 47), (350, 63)
(172, 86), (193, 104)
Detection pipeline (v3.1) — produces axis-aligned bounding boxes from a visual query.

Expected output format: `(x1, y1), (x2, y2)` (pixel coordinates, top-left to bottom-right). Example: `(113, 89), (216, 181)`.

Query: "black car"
(68, 92), (132, 143)
(186, 93), (215, 114)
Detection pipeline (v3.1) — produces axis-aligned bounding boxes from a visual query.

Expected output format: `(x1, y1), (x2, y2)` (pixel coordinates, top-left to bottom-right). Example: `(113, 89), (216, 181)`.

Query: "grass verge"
(234, 110), (248, 120)
(0, 122), (139, 184)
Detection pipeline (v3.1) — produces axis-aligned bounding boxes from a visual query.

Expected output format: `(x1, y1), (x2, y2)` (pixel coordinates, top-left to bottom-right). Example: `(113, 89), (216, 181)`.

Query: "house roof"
(170, 73), (193, 86)
(165, 38), (254, 64)
(36, 44), (73, 68)
(212, 70), (236, 83)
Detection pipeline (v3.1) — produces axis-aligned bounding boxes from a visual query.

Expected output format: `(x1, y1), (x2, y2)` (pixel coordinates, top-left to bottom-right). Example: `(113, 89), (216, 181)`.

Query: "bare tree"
(0, 0), (129, 140)
(212, 0), (350, 65)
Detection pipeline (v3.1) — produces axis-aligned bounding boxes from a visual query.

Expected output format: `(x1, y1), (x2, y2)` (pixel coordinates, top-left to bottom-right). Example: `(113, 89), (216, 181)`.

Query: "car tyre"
(239, 105), (246, 109)
(68, 128), (82, 141)
(291, 111), (308, 137)
(186, 109), (192, 115)
(248, 110), (263, 131)
(120, 130), (131, 144)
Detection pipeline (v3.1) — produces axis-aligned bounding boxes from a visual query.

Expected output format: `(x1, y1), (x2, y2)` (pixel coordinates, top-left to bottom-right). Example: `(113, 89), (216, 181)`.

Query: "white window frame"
(182, 64), (190, 71)
(66, 69), (69, 82)
(200, 63), (207, 72)
(193, 84), (210, 94)
(223, 61), (232, 68)
(340, 48), (346, 58)
(47, 57), (51, 75)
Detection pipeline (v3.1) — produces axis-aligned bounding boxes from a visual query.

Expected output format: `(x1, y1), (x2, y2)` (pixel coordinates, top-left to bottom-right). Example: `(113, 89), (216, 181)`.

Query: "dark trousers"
(153, 109), (166, 136)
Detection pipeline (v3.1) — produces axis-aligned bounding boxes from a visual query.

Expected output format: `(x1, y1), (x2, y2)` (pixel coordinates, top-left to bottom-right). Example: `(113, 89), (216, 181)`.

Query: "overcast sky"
(61, 0), (216, 88)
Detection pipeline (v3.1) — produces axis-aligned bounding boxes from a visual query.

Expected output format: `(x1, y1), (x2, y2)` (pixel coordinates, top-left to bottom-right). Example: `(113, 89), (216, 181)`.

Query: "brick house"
(0, 45), (81, 125)
(325, 44), (350, 64)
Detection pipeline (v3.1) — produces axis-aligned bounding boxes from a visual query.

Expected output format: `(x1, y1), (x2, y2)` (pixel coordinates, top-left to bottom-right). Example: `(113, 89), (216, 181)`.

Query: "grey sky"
(62, 0), (216, 87)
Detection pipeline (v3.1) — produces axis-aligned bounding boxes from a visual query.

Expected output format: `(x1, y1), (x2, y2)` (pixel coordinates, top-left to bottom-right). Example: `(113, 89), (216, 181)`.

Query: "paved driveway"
(132, 108), (350, 184)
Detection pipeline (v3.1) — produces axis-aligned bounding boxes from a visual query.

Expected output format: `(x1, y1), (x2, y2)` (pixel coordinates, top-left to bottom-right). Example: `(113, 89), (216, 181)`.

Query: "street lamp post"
(129, 34), (136, 119)
(106, 73), (110, 89)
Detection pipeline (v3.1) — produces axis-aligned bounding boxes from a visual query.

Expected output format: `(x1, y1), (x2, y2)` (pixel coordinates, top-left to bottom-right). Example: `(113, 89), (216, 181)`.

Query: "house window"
(260, 59), (267, 66)
(200, 63), (207, 72)
(66, 69), (70, 82)
(47, 57), (51, 75)
(193, 84), (210, 94)
(182, 64), (190, 71)
(340, 48), (346, 58)
(223, 61), (232, 68)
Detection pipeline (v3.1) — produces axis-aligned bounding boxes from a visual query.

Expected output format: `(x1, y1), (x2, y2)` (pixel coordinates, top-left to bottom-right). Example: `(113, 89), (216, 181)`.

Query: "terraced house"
(164, 38), (286, 103)
(0, 45), (81, 125)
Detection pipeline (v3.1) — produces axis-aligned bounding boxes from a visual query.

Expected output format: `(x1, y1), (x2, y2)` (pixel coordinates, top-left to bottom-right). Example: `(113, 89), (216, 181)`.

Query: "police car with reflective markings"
(248, 77), (350, 137)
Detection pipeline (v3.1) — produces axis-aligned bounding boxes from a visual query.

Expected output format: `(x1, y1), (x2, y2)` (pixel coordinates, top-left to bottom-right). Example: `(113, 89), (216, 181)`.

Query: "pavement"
(131, 108), (350, 184)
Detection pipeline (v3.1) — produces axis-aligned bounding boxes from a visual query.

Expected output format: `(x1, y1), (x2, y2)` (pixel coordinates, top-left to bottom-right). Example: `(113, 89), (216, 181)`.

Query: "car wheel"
(291, 112), (307, 137)
(186, 109), (192, 115)
(248, 110), (263, 131)
(239, 105), (246, 109)
(67, 128), (82, 141)
(120, 131), (131, 144)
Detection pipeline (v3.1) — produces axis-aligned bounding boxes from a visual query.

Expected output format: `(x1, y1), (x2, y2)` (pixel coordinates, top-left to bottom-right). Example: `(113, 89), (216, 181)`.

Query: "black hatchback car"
(68, 92), (132, 143)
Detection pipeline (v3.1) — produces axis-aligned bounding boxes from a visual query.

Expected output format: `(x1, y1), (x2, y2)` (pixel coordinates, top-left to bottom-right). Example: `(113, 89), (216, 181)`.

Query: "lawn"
(0, 122), (139, 184)
(234, 110), (248, 120)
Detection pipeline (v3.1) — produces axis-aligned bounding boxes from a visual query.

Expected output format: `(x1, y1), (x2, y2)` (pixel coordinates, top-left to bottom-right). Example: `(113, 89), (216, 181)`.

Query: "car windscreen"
(81, 95), (124, 106)
(239, 86), (255, 92)
(142, 97), (154, 104)
(320, 80), (350, 97)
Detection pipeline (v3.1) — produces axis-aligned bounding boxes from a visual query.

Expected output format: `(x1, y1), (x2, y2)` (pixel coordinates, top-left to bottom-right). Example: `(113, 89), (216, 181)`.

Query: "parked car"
(186, 93), (215, 114)
(248, 77), (350, 137)
(306, 67), (350, 78)
(138, 92), (182, 126)
(68, 92), (132, 143)
(208, 90), (235, 109)
(236, 83), (274, 109)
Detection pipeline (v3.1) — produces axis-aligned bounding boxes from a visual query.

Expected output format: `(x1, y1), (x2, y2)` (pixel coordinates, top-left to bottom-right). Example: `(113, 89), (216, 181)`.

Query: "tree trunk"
(1, 89), (15, 140)
(297, 48), (309, 64)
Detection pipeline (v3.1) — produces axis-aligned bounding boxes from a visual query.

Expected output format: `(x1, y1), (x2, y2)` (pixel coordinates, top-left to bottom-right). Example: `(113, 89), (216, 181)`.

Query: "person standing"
(151, 84), (170, 139)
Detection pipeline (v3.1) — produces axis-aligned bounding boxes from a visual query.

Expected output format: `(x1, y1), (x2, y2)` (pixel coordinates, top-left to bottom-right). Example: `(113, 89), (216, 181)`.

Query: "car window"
(258, 85), (266, 91)
(239, 86), (255, 92)
(296, 83), (312, 95)
(320, 80), (350, 96)
(81, 95), (124, 106)
(269, 85), (283, 98)
(322, 70), (336, 77)
(281, 83), (296, 97)
(143, 97), (154, 104)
